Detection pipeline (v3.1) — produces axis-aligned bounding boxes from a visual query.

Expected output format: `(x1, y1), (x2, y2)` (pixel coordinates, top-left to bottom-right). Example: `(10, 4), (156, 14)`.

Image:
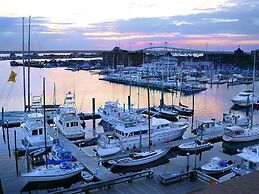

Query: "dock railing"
(51, 170), (153, 194)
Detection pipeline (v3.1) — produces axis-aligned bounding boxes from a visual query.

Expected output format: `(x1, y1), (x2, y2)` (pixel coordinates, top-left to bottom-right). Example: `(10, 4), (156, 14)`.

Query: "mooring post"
(187, 152), (190, 172)
(6, 120), (11, 158)
(128, 95), (131, 111)
(1, 107), (3, 124)
(14, 130), (19, 176)
(92, 98), (96, 131)
(92, 98), (95, 115)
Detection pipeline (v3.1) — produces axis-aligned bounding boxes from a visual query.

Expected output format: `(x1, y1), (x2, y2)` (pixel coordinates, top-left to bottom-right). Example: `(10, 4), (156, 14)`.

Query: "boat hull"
(109, 149), (168, 167)
(223, 133), (259, 142)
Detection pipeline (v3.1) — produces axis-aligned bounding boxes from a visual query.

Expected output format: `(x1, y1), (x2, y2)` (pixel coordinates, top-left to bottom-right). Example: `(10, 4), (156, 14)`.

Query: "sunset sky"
(0, 0), (259, 51)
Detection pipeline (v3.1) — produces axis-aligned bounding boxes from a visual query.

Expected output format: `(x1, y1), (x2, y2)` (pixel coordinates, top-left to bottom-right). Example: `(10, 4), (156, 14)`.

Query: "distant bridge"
(138, 46), (234, 55)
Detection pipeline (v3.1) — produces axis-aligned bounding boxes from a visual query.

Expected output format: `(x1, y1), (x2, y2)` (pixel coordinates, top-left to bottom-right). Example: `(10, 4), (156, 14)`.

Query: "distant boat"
(22, 162), (84, 182)
(108, 149), (168, 167)
(201, 157), (234, 174)
(172, 103), (193, 116)
(231, 90), (254, 107)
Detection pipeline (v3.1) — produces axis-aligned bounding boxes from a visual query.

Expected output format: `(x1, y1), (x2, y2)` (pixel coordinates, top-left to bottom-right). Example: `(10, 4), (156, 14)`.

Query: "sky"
(0, 0), (259, 51)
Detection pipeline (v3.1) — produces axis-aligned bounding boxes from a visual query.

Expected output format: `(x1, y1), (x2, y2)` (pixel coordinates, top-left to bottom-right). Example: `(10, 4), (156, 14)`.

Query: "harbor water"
(0, 60), (259, 193)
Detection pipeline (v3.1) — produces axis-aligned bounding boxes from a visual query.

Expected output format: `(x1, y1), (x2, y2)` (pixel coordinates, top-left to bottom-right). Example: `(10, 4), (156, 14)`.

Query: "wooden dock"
(47, 126), (118, 181)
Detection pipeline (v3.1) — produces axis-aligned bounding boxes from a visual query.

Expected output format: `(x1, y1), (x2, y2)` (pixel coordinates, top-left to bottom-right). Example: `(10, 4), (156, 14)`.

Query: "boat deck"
(47, 126), (118, 181)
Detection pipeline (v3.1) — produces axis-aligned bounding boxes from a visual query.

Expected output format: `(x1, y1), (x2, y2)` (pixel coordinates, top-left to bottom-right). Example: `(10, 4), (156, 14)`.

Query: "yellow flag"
(8, 70), (17, 82)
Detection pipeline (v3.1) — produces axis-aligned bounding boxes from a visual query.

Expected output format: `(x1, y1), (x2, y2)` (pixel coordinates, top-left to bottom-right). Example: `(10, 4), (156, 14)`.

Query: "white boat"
(108, 149), (168, 167)
(21, 113), (53, 148)
(96, 146), (121, 157)
(201, 157), (234, 174)
(81, 171), (94, 181)
(31, 96), (42, 111)
(231, 90), (254, 107)
(222, 112), (250, 127)
(54, 112), (85, 140)
(178, 139), (213, 152)
(22, 162), (84, 182)
(194, 119), (225, 135)
(97, 118), (189, 155)
(98, 101), (123, 124)
(232, 145), (259, 175)
(54, 91), (85, 140)
(153, 106), (178, 118)
(223, 125), (259, 142)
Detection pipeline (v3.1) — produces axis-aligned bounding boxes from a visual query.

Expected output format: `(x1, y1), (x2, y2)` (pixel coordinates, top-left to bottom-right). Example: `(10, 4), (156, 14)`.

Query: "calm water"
(0, 60), (259, 193)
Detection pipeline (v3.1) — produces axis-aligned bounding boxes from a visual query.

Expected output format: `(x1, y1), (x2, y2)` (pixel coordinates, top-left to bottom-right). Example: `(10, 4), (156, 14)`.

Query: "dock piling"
(14, 130), (19, 176)
(1, 107), (3, 124)
(6, 120), (11, 158)
(92, 98), (96, 131)
(128, 95), (131, 111)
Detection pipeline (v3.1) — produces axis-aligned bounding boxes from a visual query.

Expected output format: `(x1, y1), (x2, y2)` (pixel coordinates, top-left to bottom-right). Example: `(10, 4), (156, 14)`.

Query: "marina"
(0, 25), (259, 193)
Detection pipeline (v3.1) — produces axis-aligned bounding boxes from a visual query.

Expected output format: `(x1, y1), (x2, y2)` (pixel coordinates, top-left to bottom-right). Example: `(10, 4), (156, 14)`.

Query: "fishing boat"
(201, 157), (234, 174)
(21, 113), (53, 148)
(178, 139), (213, 152)
(223, 125), (259, 142)
(172, 102), (193, 116)
(21, 162), (84, 182)
(54, 91), (85, 140)
(232, 145), (259, 175)
(81, 171), (95, 181)
(193, 119), (225, 135)
(231, 90), (254, 107)
(98, 101), (124, 125)
(108, 149), (169, 167)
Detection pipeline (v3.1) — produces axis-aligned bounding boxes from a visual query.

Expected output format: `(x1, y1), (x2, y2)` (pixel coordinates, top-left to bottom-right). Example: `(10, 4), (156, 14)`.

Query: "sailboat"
(107, 62), (169, 167)
(223, 51), (259, 142)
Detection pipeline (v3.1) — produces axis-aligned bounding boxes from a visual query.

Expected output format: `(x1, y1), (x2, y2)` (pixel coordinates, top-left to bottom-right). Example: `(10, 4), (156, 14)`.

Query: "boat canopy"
(225, 126), (244, 132)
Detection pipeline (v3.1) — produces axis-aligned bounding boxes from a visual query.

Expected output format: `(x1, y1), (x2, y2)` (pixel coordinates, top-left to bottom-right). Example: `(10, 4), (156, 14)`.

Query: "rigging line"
(1, 67), (21, 108)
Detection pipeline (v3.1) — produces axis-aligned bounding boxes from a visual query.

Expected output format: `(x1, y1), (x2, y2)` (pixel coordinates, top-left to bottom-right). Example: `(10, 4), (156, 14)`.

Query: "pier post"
(92, 98), (96, 131)
(92, 98), (96, 115)
(192, 93), (195, 130)
(128, 96), (131, 111)
(123, 103), (126, 112)
(186, 153), (190, 172)
(14, 130), (19, 176)
(6, 120), (11, 158)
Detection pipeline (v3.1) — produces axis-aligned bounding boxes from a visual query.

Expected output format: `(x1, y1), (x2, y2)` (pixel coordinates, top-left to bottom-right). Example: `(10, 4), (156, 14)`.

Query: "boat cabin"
(196, 119), (216, 130)
(237, 152), (259, 171)
(57, 113), (80, 129)
(224, 126), (244, 136)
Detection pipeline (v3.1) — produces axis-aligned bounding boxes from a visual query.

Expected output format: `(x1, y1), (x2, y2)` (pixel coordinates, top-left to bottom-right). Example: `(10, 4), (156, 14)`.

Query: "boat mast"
(251, 51), (256, 128)
(22, 17), (26, 112)
(43, 77), (48, 168)
(53, 83), (56, 106)
(27, 16), (31, 112)
(147, 47), (151, 152)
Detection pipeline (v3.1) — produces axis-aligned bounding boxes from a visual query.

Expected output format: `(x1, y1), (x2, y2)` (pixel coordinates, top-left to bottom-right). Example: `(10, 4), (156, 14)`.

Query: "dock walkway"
(47, 127), (118, 180)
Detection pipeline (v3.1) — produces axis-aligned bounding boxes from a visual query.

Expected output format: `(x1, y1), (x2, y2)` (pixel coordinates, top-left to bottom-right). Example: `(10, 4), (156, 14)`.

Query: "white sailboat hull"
(108, 149), (168, 167)
(22, 163), (84, 182)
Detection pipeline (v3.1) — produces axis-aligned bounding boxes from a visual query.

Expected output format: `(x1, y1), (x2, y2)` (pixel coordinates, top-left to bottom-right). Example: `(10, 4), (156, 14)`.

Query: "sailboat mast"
(147, 64), (151, 152)
(22, 17), (26, 112)
(43, 77), (48, 168)
(27, 16), (31, 112)
(251, 51), (256, 128)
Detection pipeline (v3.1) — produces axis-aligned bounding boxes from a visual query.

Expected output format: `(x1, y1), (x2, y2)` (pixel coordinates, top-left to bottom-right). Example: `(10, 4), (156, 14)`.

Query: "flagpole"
(27, 16), (31, 112)
(22, 17), (26, 112)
